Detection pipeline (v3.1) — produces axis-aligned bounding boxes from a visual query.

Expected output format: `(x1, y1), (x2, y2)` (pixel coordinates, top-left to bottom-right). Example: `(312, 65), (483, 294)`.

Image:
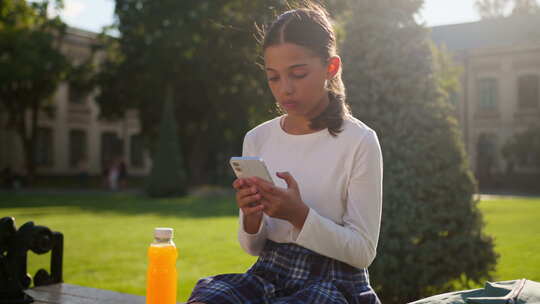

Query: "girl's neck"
(281, 115), (312, 135)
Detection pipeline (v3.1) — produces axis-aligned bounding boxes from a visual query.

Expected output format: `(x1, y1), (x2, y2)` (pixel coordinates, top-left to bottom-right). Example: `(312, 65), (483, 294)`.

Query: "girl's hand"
(232, 178), (264, 216)
(250, 172), (309, 230)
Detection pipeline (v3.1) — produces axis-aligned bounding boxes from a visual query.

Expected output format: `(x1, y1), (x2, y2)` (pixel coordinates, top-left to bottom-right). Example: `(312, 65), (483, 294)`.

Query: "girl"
(189, 3), (382, 303)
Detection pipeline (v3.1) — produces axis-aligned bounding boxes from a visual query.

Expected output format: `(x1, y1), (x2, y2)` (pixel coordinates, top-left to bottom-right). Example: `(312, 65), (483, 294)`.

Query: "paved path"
(475, 192), (540, 201)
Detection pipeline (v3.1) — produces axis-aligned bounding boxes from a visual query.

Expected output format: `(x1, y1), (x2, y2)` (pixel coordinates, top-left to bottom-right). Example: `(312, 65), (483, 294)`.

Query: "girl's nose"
(281, 79), (294, 96)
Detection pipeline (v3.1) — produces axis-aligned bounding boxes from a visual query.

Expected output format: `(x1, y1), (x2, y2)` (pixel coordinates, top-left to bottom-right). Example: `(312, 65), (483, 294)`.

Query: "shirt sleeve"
(237, 133), (268, 256)
(292, 130), (383, 269)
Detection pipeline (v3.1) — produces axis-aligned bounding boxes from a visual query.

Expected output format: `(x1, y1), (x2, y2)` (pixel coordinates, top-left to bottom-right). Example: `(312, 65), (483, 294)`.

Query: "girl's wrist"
(290, 203), (309, 230)
(244, 211), (263, 234)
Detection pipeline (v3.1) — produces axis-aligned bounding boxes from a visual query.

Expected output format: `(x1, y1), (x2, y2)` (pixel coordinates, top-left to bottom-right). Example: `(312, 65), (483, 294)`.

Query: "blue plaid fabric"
(188, 240), (380, 304)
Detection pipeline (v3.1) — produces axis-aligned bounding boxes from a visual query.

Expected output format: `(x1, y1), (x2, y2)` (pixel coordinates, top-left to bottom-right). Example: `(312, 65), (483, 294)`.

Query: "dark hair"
(261, 2), (350, 136)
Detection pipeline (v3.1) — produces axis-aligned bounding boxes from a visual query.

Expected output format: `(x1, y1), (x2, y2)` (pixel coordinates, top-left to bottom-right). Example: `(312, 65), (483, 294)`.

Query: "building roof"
(430, 14), (540, 51)
(64, 27), (99, 48)
(66, 26), (98, 38)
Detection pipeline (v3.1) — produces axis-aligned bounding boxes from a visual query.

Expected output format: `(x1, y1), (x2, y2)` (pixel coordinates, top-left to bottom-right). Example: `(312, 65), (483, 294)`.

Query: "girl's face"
(264, 43), (333, 119)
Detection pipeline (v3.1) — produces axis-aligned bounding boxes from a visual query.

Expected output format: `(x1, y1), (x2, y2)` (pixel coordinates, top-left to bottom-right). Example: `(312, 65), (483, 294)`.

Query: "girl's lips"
(281, 101), (298, 110)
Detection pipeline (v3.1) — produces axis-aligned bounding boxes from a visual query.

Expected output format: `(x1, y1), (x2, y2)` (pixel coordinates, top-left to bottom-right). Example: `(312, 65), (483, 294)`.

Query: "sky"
(50, 0), (482, 33)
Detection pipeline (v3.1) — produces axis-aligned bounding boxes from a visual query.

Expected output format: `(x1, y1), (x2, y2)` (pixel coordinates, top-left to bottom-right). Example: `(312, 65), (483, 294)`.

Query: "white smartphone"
(230, 156), (274, 185)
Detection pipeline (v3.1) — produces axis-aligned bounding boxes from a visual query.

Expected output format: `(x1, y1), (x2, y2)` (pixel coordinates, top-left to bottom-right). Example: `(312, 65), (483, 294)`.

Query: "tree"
(474, 0), (510, 19)
(95, 1), (306, 187)
(475, 0), (540, 18)
(430, 43), (463, 112)
(502, 126), (540, 170)
(145, 87), (187, 197)
(341, 1), (498, 302)
(0, 0), (69, 181)
(93, 0), (354, 187)
(512, 0), (540, 14)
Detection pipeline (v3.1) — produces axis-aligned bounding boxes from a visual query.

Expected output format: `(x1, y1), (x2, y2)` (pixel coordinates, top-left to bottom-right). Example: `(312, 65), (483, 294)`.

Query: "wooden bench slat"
(26, 283), (185, 303)
(26, 283), (183, 304)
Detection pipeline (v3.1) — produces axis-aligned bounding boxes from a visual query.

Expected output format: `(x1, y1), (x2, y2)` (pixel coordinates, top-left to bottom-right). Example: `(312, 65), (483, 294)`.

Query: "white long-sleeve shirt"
(238, 114), (383, 270)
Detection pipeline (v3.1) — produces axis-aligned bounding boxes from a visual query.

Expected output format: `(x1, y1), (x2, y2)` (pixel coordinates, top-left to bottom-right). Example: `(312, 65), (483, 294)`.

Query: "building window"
(69, 83), (86, 103)
(476, 133), (498, 182)
(69, 130), (87, 168)
(130, 134), (144, 168)
(518, 75), (539, 109)
(34, 128), (53, 166)
(477, 78), (498, 110)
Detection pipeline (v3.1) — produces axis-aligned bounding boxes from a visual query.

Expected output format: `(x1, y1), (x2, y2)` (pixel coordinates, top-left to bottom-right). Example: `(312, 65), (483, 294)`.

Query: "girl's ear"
(327, 56), (341, 79)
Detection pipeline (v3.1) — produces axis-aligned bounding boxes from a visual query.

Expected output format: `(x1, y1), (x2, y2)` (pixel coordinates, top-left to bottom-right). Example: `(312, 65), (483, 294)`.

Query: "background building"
(0, 27), (151, 178)
(431, 14), (540, 188)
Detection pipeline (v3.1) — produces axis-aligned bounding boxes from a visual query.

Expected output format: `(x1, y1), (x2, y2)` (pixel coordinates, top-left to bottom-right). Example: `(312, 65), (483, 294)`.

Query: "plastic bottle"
(146, 227), (178, 304)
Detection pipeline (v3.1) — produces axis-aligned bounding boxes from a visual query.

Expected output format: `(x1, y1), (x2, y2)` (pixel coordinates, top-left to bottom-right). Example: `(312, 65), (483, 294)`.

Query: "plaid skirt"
(187, 240), (380, 304)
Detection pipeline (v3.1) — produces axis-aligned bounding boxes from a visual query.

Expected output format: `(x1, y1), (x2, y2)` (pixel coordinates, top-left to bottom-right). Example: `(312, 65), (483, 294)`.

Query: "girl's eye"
(268, 77), (279, 82)
(292, 73), (307, 79)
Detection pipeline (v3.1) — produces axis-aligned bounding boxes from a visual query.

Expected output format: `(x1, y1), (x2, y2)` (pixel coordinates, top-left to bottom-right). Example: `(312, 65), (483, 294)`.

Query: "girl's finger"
(232, 178), (247, 190)
(255, 184), (281, 201)
(251, 177), (280, 195)
(236, 186), (258, 200)
(242, 204), (264, 215)
(276, 171), (299, 190)
(258, 192), (279, 204)
(260, 199), (275, 215)
(238, 193), (262, 208)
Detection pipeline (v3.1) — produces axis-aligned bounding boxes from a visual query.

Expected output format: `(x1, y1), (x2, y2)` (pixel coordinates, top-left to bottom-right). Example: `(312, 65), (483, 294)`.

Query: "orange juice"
(146, 228), (178, 304)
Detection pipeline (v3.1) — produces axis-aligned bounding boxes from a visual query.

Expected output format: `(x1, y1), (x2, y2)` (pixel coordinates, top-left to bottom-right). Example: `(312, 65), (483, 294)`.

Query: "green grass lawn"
(478, 197), (540, 282)
(0, 191), (257, 302)
(0, 192), (538, 302)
